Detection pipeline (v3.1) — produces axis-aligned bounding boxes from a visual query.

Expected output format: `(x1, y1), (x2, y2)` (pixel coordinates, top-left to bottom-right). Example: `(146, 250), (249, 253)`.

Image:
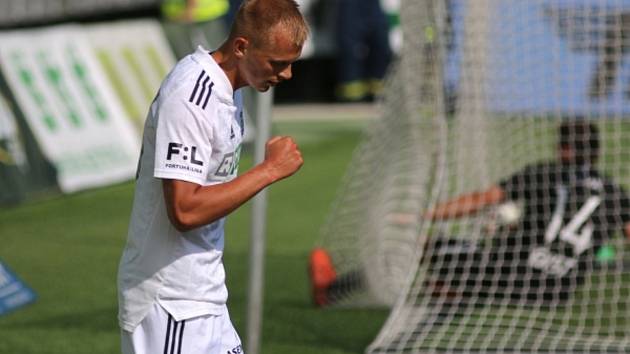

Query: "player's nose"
(278, 64), (292, 81)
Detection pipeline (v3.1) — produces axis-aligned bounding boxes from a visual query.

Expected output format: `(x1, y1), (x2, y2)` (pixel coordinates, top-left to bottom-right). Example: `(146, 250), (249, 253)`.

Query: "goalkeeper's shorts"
(428, 238), (581, 304)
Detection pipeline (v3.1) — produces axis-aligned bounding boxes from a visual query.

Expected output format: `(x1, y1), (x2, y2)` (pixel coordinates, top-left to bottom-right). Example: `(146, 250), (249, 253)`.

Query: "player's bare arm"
(624, 223), (630, 241)
(163, 136), (303, 231)
(424, 185), (506, 220)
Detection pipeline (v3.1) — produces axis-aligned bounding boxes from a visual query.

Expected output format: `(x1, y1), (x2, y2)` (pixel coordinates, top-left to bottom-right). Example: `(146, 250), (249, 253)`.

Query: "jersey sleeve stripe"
(163, 314), (172, 354)
(202, 82), (215, 109)
(196, 76), (211, 106)
(177, 320), (185, 354)
(188, 70), (216, 110)
(189, 70), (206, 103)
(169, 320), (179, 354)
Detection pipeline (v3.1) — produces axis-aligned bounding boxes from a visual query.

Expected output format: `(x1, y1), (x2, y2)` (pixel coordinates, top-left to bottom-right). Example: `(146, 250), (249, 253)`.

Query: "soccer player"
(310, 120), (630, 307)
(117, 1), (308, 353)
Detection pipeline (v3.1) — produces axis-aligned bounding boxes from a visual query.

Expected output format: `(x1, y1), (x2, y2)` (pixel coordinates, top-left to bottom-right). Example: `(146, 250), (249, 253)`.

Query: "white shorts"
(121, 303), (243, 354)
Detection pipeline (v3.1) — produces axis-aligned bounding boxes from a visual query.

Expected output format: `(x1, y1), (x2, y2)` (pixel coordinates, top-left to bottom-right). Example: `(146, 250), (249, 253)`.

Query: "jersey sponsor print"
(165, 142), (204, 174)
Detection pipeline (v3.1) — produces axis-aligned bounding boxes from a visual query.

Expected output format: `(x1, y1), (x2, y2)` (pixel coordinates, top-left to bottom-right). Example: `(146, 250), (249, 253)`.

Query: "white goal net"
(316, 0), (446, 307)
(320, 0), (630, 352)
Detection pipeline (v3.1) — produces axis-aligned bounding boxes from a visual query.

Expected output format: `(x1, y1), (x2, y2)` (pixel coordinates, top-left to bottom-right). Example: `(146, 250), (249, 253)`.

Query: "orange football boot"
(308, 248), (337, 307)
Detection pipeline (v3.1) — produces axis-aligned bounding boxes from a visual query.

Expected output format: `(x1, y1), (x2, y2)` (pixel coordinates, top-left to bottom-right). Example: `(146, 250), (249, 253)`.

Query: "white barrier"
(87, 20), (176, 134)
(0, 19), (178, 194)
(0, 25), (141, 193)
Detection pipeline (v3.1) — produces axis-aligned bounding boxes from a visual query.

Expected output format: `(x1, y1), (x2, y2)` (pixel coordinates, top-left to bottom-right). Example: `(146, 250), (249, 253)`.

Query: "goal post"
(318, 0), (630, 353)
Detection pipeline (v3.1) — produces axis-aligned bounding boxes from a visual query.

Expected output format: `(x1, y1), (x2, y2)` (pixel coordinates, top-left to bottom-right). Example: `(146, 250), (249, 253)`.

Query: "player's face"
(558, 143), (575, 165)
(558, 142), (597, 166)
(239, 28), (303, 92)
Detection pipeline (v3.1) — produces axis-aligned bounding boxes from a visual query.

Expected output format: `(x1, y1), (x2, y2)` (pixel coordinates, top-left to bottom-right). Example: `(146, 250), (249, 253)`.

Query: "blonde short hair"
(229, 0), (309, 49)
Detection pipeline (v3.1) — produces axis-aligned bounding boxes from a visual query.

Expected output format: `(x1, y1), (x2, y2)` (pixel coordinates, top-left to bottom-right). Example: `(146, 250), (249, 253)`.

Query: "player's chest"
(207, 107), (243, 181)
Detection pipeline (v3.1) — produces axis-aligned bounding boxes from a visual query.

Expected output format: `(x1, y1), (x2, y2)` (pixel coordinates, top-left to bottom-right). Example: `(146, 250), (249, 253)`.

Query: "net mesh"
(317, 0), (446, 307)
(321, 0), (630, 352)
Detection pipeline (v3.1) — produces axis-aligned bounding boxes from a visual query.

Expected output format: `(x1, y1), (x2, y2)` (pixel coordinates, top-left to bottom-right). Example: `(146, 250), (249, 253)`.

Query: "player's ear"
(234, 37), (249, 59)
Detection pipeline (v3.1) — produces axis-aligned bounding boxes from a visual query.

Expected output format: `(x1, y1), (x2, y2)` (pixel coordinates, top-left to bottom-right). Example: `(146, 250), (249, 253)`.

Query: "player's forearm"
(425, 194), (488, 219)
(425, 185), (505, 220)
(164, 164), (276, 232)
(165, 136), (302, 232)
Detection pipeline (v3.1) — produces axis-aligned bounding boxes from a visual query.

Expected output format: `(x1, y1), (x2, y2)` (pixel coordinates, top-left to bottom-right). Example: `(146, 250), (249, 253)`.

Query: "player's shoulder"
(159, 56), (210, 100)
(159, 50), (232, 109)
(500, 161), (558, 188)
(510, 161), (552, 178)
(526, 161), (562, 176)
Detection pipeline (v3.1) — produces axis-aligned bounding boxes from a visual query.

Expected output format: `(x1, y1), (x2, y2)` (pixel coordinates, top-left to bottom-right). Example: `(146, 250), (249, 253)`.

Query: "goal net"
(321, 0), (630, 352)
(316, 0), (445, 307)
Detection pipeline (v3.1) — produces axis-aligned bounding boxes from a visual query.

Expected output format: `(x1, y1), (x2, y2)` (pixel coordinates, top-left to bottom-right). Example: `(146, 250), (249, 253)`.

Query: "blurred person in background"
(335, 0), (392, 102)
(226, 0), (243, 26)
(161, 0), (231, 58)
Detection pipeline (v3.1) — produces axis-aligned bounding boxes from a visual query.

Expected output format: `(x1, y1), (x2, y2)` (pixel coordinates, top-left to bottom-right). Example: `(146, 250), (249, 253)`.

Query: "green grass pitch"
(0, 119), (388, 354)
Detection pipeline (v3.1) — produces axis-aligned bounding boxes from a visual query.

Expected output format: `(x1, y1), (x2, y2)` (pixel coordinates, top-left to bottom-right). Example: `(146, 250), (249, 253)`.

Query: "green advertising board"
(87, 20), (175, 135)
(0, 25), (141, 193)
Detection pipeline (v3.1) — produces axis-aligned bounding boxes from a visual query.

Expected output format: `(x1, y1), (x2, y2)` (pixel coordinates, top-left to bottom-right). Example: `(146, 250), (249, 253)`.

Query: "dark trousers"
(335, 0), (392, 85)
(327, 238), (578, 305)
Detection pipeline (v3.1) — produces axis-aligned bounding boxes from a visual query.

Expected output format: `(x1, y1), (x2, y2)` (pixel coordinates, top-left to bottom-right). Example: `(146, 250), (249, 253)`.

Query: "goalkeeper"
(310, 120), (630, 307)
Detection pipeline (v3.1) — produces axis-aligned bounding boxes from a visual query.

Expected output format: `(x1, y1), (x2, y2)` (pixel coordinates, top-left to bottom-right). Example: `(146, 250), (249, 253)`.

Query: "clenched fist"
(263, 136), (303, 182)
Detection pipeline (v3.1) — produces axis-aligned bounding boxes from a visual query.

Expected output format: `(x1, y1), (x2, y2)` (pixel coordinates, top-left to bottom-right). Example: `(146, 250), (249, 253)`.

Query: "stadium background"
(0, 1), (394, 353)
(6, 1), (630, 353)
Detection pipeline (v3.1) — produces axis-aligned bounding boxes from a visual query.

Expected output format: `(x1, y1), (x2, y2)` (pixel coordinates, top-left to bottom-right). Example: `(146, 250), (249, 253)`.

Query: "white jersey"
(118, 46), (244, 332)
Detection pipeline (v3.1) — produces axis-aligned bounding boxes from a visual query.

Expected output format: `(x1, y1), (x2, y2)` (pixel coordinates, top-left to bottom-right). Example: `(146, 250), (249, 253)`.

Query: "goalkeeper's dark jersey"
(430, 161), (630, 303)
(497, 161), (630, 279)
